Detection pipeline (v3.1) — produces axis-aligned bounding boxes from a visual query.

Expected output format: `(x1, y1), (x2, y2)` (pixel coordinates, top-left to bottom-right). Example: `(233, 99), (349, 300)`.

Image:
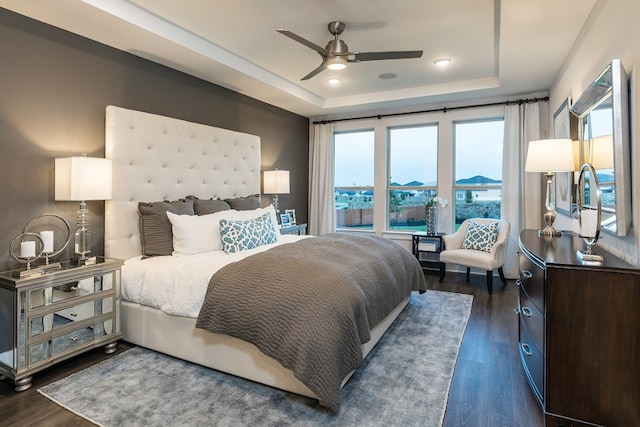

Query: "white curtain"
(308, 122), (335, 235)
(501, 101), (547, 278)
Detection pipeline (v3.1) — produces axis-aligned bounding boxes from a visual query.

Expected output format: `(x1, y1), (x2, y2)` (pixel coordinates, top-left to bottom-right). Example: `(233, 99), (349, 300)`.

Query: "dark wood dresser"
(518, 230), (640, 427)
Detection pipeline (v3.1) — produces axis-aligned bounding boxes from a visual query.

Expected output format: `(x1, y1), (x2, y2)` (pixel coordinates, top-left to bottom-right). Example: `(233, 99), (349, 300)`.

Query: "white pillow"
(166, 205), (281, 256)
(166, 210), (231, 255)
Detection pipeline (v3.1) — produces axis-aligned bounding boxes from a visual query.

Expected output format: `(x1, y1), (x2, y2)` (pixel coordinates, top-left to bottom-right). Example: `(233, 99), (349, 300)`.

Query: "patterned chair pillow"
(462, 221), (498, 252)
(220, 213), (278, 254)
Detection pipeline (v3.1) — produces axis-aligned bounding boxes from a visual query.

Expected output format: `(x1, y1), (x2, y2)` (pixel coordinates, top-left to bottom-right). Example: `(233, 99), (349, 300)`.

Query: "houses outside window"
(334, 130), (374, 230)
(388, 124), (438, 231)
(453, 119), (504, 229)
(332, 105), (505, 235)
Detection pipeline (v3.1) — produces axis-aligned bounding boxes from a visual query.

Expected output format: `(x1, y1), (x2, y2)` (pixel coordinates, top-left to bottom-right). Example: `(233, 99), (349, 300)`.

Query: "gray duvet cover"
(196, 233), (427, 411)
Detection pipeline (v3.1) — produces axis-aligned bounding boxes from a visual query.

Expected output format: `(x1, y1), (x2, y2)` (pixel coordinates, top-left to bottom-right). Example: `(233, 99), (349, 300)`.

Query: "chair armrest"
(442, 226), (466, 250)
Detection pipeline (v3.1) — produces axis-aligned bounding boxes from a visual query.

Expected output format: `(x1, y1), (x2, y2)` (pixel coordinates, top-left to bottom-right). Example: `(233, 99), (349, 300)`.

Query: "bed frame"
(104, 105), (408, 401)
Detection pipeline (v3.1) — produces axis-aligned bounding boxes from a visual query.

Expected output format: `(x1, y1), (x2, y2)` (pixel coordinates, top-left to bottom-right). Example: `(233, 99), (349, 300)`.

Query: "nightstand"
(0, 256), (123, 391)
(411, 232), (445, 281)
(280, 223), (308, 235)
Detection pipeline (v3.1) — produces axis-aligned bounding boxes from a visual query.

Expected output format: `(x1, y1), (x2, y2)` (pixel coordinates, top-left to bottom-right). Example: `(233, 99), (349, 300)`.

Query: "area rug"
(39, 290), (472, 427)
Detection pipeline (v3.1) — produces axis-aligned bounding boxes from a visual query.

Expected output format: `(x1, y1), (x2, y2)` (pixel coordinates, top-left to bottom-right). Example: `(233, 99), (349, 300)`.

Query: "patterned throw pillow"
(462, 221), (498, 252)
(220, 213), (278, 254)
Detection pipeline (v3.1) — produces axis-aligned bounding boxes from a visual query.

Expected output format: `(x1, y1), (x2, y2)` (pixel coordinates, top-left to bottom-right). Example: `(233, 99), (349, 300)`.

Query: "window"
(388, 125), (438, 231)
(453, 119), (504, 229)
(334, 130), (374, 229)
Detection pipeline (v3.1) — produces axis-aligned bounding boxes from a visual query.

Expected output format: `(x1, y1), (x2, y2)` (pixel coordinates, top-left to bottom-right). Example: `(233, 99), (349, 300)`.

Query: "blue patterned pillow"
(462, 221), (498, 252)
(220, 213), (278, 254)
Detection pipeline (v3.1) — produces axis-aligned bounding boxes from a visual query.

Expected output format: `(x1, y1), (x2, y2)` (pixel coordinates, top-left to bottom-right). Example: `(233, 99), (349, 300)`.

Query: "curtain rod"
(312, 96), (549, 125)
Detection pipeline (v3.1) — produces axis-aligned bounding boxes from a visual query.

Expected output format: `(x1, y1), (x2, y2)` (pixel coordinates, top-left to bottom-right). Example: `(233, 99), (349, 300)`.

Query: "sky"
(334, 120), (504, 187)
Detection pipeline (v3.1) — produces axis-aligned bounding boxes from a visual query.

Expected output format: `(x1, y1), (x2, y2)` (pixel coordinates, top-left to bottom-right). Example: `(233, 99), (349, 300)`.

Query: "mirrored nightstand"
(0, 256), (123, 391)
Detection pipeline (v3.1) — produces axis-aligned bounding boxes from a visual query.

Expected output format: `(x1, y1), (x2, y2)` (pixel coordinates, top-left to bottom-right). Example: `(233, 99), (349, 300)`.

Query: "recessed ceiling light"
(378, 73), (397, 80)
(434, 58), (451, 67)
(327, 78), (341, 85)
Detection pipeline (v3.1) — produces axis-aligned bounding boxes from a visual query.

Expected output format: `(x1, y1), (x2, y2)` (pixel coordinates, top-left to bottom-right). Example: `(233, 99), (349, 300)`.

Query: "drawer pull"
(514, 307), (521, 315)
(69, 312), (78, 317)
(515, 279), (522, 287)
(521, 343), (532, 357)
(521, 307), (532, 317)
(70, 336), (78, 341)
(521, 270), (533, 279)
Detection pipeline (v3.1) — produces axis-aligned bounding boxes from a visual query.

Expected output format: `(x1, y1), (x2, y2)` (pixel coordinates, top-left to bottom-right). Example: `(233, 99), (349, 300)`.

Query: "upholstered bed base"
(104, 105), (409, 404)
(121, 297), (410, 399)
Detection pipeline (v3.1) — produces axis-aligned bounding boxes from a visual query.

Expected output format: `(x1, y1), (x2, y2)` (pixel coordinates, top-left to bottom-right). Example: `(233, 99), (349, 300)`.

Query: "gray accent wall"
(0, 8), (309, 271)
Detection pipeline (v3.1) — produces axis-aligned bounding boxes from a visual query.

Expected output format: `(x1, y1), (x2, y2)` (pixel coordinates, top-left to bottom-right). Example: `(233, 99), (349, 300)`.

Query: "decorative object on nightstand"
(284, 209), (297, 224)
(411, 232), (445, 281)
(0, 256), (123, 391)
(8, 214), (72, 277)
(280, 223), (307, 235)
(55, 155), (112, 263)
(525, 139), (575, 237)
(263, 169), (290, 220)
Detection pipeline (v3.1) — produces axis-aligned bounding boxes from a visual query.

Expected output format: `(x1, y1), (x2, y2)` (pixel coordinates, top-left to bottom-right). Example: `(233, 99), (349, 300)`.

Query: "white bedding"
(122, 234), (309, 318)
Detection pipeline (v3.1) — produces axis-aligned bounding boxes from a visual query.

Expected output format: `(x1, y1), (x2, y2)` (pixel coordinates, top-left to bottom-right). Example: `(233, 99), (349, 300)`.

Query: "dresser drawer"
(520, 319), (544, 405)
(519, 252), (545, 313)
(518, 287), (544, 354)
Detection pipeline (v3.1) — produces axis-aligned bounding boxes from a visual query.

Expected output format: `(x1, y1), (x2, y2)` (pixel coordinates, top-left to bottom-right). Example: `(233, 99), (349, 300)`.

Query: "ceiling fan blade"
(301, 63), (327, 80)
(351, 50), (423, 62)
(277, 29), (327, 56)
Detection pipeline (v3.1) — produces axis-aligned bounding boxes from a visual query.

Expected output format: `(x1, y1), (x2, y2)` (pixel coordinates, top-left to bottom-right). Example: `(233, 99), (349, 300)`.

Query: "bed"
(103, 105), (426, 411)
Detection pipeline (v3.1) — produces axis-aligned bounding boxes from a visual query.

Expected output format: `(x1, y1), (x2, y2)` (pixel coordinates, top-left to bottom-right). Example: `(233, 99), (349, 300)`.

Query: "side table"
(411, 232), (445, 281)
(0, 256), (123, 391)
(280, 223), (308, 235)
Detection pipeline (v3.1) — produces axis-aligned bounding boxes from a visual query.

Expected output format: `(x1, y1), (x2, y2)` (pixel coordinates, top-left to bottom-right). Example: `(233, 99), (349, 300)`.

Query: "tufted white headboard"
(104, 105), (261, 260)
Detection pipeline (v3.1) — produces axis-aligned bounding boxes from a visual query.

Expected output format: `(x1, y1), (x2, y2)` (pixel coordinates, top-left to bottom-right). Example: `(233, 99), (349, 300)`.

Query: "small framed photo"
(280, 213), (292, 227)
(284, 209), (296, 225)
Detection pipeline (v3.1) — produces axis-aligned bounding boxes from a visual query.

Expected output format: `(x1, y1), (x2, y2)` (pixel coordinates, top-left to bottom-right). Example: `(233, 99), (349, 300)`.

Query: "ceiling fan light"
(434, 58), (451, 67)
(327, 56), (347, 70)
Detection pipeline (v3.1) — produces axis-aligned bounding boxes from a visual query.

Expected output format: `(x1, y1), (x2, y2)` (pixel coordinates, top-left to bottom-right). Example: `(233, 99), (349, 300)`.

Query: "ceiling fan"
(277, 21), (423, 81)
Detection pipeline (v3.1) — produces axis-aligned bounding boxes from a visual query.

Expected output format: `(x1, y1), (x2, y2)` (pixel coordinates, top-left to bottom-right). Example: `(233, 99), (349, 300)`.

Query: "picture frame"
(284, 209), (296, 225)
(553, 97), (577, 215)
(280, 213), (292, 227)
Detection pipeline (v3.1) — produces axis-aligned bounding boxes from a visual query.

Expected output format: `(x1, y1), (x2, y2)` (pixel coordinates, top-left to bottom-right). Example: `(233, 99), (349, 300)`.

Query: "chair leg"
(498, 267), (507, 286)
(486, 270), (493, 294)
(466, 267), (471, 282)
(439, 263), (446, 283)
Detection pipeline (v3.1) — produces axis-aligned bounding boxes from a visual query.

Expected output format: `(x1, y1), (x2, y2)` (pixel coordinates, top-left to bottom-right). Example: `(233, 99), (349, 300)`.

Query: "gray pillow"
(138, 199), (194, 257)
(185, 195), (231, 215)
(224, 194), (260, 210)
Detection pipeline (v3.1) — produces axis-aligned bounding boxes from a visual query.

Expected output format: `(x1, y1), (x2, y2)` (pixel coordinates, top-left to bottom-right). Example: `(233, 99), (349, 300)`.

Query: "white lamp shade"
(525, 139), (575, 172)
(55, 156), (113, 201)
(590, 135), (614, 169)
(263, 170), (290, 194)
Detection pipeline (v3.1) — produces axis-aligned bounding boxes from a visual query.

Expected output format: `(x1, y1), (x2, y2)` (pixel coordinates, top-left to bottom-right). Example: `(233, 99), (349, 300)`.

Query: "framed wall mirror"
(569, 59), (631, 236)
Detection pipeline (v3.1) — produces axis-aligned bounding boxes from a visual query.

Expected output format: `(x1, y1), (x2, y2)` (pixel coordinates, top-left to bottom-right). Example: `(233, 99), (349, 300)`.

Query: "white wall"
(550, 0), (640, 266)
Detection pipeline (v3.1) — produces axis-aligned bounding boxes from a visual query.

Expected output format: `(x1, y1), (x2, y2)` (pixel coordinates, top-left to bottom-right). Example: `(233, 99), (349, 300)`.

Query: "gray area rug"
(39, 290), (472, 427)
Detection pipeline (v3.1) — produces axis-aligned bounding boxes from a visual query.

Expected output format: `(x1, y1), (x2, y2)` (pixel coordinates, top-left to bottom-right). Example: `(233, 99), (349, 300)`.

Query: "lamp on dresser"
(55, 154), (112, 263)
(525, 139), (575, 237)
(263, 169), (290, 218)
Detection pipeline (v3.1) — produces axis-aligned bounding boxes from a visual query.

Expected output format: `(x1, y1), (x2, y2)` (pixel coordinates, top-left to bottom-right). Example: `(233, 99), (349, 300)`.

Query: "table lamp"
(55, 154), (112, 262)
(263, 169), (290, 217)
(525, 139), (575, 236)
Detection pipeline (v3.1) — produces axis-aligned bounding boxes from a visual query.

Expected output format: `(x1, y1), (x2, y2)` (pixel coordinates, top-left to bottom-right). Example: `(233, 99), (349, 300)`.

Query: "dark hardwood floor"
(0, 271), (543, 427)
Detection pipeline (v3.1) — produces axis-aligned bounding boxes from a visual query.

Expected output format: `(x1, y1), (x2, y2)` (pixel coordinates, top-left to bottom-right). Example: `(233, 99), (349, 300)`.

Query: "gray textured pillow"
(224, 194), (260, 210)
(185, 195), (231, 215)
(138, 199), (194, 257)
